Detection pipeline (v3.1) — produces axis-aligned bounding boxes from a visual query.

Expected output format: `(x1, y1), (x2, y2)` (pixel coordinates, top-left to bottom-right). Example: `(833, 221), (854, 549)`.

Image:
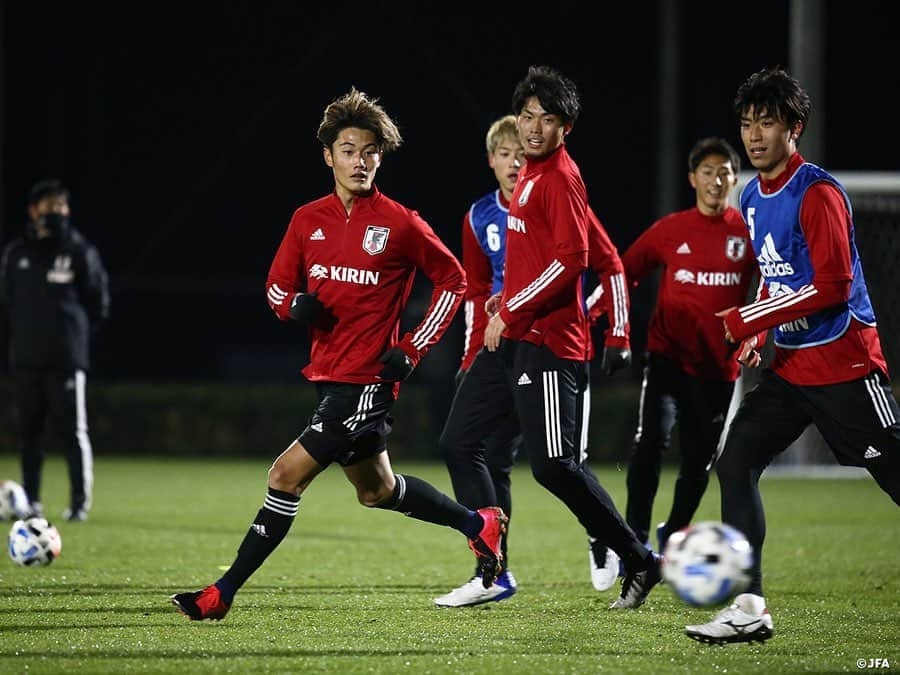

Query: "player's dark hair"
(317, 87), (403, 153)
(688, 137), (741, 174)
(28, 178), (70, 206)
(511, 65), (581, 124)
(734, 67), (811, 137)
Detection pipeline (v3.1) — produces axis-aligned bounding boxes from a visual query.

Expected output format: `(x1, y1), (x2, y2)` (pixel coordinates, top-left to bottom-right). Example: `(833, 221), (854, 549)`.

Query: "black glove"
(377, 347), (415, 382)
(600, 346), (631, 375)
(289, 292), (323, 324)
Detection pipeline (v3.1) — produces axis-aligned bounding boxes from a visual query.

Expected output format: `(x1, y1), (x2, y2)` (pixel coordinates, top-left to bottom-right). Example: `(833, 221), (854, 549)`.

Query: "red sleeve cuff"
(498, 306), (533, 340)
(722, 307), (746, 342)
(604, 334), (630, 349)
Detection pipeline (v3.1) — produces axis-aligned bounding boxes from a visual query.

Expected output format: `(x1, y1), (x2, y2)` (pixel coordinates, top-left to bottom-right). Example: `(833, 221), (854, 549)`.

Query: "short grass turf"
(1, 455), (897, 674)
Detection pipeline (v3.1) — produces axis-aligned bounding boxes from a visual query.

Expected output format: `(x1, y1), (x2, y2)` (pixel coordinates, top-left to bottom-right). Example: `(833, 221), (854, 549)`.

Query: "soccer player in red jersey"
(615, 138), (757, 558)
(685, 67), (900, 645)
(482, 65), (659, 609)
(434, 116), (631, 606)
(170, 88), (507, 621)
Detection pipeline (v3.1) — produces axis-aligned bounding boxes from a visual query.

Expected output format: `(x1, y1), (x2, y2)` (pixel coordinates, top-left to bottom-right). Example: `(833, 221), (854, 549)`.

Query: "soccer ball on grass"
(662, 521), (753, 607)
(8, 517), (62, 567)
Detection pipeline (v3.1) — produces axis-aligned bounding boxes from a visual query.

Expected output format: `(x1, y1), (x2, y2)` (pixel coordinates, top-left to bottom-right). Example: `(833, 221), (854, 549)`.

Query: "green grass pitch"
(1, 455), (897, 673)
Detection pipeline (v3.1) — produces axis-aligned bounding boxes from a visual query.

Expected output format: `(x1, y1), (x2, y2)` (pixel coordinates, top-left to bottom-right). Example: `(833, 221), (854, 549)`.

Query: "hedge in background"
(0, 379), (640, 462)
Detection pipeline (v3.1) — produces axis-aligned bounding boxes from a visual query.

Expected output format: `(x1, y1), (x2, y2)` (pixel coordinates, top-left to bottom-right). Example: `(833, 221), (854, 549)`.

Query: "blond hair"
(485, 114), (520, 155)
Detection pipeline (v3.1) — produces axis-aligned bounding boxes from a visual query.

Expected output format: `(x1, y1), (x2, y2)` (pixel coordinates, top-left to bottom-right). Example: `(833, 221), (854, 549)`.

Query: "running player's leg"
(715, 371), (810, 596)
(219, 438), (323, 600)
(439, 348), (515, 512)
(484, 426), (522, 564)
(434, 417), (521, 608)
(213, 383), (392, 602)
(662, 376), (734, 547)
(171, 436), (322, 621)
(573, 362), (623, 590)
(172, 382), (378, 620)
(334, 386), (507, 590)
(688, 372), (846, 645)
(345, 448), (507, 582)
(434, 422), (518, 607)
(802, 370), (900, 505)
(511, 342), (650, 573)
(511, 341), (661, 608)
(625, 354), (677, 545)
(346, 449), (490, 537)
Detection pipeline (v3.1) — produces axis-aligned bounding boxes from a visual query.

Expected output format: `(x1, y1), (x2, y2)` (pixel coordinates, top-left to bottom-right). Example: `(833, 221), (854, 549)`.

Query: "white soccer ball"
(662, 521), (753, 607)
(0, 480), (31, 520)
(8, 517), (62, 567)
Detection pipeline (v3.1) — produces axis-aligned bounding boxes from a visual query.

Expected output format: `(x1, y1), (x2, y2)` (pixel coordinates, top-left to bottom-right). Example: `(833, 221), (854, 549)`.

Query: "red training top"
(463, 202), (630, 368)
(266, 187), (465, 390)
(500, 145), (591, 361)
(622, 206), (757, 381)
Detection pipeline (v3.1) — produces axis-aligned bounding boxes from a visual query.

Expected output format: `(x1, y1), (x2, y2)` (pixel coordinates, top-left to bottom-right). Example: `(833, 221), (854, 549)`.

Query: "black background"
(3, 1), (898, 384)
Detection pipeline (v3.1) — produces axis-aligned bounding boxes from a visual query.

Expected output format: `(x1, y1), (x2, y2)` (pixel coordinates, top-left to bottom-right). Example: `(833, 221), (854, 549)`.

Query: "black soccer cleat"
(609, 552), (662, 609)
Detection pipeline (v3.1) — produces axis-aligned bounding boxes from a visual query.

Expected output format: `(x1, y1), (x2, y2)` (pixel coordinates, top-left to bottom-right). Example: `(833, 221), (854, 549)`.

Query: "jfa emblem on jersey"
(362, 225), (390, 255)
(725, 235), (747, 262)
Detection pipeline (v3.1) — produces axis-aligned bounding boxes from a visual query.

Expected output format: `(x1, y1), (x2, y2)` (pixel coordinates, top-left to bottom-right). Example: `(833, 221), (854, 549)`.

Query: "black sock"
(215, 487), (300, 603)
(377, 474), (482, 537)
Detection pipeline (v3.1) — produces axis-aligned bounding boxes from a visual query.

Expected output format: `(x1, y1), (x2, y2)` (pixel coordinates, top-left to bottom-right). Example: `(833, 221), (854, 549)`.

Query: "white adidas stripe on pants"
(542, 371), (563, 458)
(865, 373), (898, 428)
(343, 384), (378, 431)
(74, 370), (94, 510)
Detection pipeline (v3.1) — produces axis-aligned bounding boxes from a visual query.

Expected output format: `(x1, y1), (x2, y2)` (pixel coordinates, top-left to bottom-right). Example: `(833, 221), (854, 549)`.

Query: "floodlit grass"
(1, 455), (897, 673)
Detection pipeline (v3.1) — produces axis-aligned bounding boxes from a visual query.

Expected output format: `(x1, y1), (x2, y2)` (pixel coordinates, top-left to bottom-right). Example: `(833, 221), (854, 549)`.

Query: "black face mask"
(38, 212), (69, 236)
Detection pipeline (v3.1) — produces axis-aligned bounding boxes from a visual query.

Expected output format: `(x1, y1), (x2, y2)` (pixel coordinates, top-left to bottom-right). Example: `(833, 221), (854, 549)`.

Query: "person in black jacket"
(0, 179), (109, 521)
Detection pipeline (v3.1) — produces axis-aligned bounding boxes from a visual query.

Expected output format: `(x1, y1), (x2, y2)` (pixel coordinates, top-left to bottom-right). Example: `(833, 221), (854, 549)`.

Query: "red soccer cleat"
(170, 584), (231, 621)
(467, 506), (508, 588)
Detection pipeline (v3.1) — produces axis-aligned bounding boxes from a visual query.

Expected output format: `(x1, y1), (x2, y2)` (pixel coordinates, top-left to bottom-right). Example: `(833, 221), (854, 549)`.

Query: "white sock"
(734, 592), (767, 615)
